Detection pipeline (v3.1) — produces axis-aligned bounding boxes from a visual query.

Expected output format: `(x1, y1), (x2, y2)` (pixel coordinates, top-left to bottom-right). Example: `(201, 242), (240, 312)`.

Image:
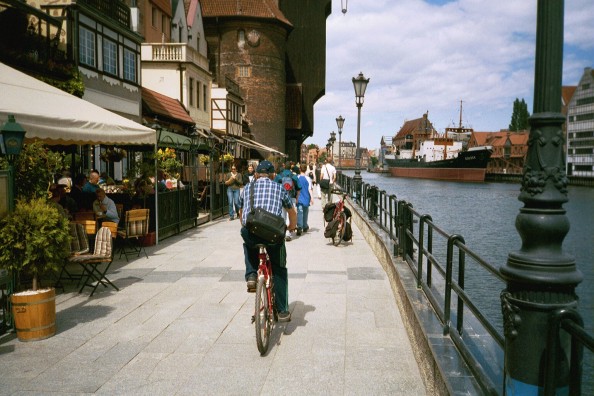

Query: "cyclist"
(238, 160), (297, 322)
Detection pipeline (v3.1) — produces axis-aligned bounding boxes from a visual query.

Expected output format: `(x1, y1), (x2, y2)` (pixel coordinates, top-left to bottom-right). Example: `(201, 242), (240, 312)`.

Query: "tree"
(509, 98), (530, 131)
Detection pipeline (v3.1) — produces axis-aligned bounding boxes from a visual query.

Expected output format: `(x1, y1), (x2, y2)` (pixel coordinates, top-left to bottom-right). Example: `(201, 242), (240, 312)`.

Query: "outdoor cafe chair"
(68, 226), (119, 297)
(117, 209), (150, 262)
(55, 222), (90, 288)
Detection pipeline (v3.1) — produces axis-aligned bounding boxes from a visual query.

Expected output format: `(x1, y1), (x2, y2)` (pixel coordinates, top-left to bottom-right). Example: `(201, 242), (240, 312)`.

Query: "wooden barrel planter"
(11, 288), (56, 342)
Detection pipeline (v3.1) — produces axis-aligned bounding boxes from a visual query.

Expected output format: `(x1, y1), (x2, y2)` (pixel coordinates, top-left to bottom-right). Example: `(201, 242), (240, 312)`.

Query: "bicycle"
(326, 189), (350, 246)
(251, 244), (277, 355)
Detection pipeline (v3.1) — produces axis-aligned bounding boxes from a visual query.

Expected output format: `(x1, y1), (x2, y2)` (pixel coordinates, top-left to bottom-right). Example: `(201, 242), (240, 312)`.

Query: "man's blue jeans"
(297, 204), (309, 230)
(240, 226), (289, 313)
(227, 188), (240, 218)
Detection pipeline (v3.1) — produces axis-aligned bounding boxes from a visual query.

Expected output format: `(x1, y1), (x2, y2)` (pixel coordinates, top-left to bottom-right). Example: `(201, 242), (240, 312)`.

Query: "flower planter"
(11, 288), (56, 342)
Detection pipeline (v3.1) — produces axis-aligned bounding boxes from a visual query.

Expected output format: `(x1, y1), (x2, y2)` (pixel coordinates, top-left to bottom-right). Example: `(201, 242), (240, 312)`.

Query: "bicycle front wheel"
(255, 276), (271, 355)
(332, 212), (346, 246)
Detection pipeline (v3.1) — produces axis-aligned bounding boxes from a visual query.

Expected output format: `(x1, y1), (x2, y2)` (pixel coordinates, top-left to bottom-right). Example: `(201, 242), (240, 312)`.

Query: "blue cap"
(256, 160), (275, 173)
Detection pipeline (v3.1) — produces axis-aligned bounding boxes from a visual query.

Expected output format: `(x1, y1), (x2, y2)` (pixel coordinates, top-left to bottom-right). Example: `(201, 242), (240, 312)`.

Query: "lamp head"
(336, 115), (345, 130)
(352, 72), (370, 106)
(1, 115), (26, 159)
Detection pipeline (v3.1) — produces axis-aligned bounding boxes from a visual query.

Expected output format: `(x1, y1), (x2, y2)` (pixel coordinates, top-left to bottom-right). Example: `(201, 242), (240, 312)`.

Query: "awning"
(0, 62), (156, 146)
(237, 136), (286, 157)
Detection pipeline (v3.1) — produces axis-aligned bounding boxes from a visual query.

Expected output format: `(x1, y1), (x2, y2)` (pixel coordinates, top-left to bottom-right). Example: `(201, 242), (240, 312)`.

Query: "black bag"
(342, 221), (352, 241)
(324, 219), (339, 238)
(319, 179), (330, 191)
(323, 203), (336, 222)
(245, 183), (287, 244)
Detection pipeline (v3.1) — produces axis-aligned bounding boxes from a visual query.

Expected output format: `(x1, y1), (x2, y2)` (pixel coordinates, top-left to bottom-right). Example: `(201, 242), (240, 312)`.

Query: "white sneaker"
(285, 231), (292, 241)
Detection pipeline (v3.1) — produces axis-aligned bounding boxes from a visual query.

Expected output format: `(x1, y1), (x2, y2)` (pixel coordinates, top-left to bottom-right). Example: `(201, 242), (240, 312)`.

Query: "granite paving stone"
(0, 199), (425, 395)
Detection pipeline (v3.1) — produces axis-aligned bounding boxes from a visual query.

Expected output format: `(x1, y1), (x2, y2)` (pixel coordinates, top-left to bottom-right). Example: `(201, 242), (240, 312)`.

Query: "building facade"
(566, 66), (594, 178)
(201, 0), (330, 161)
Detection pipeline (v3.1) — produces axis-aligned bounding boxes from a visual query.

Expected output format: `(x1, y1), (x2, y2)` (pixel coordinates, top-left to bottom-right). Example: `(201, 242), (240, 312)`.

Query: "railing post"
(417, 215), (432, 289)
(500, 1), (583, 394)
(444, 234), (464, 336)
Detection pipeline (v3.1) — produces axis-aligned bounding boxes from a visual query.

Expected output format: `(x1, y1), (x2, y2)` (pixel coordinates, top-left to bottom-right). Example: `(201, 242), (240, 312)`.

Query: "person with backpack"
(274, 161), (301, 240)
(320, 157), (336, 208)
(296, 164), (314, 235)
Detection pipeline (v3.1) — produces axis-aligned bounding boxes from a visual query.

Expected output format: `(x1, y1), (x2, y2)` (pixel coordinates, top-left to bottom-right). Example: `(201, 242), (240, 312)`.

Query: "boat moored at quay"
(385, 145), (492, 182)
(386, 105), (492, 182)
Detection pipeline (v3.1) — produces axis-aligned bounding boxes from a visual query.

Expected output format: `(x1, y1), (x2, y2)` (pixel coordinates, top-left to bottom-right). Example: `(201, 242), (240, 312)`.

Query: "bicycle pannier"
(323, 203), (336, 222)
(342, 222), (353, 241)
(324, 219), (339, 238)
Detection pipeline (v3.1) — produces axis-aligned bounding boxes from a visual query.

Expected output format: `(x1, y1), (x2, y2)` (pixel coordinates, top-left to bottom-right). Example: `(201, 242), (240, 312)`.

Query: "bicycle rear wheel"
(332, 212), (346, 246)
(255, 276), (271, 355)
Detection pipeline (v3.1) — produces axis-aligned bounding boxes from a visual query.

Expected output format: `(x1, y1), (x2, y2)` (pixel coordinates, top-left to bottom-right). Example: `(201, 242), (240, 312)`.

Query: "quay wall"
(345, 199), (484, 395)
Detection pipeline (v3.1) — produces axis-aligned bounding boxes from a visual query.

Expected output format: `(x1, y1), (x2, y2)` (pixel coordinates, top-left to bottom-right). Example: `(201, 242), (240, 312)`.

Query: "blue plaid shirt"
(240, 177), (293, 226)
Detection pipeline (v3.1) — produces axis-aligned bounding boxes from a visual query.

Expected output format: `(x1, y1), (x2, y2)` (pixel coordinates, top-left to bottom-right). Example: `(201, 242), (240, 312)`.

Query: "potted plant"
(0, 197), (71, 341)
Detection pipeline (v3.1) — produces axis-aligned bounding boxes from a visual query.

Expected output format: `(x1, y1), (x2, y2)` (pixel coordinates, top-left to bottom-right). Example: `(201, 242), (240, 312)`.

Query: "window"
(238, 66), (251, 78)
(152, 7), (157, 27)
(79, 26), (95, 67)
(102, 38), (117, 75)
(203, 84), (207, 111)
(123, 48), (136, 82)
(577, 96), (594, 106)
(196, 81), (200, 109)
(189, 78), (194, 107)
(238, 29), (245, 46)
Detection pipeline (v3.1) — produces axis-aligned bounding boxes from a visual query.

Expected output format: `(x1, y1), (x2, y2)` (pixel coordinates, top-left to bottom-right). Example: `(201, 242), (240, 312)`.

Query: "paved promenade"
(0, 199), (425, 395)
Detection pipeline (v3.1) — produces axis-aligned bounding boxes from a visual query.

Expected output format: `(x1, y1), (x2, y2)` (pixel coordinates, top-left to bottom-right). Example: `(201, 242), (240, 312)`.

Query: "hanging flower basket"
(100, 147), (127, 162)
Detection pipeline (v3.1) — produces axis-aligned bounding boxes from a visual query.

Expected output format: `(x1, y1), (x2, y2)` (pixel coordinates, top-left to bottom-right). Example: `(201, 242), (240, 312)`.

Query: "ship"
(384, 103), (492, 182)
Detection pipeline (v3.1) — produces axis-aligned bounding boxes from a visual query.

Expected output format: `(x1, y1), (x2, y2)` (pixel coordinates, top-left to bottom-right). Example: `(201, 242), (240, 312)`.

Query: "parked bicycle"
(323, 189), (352, 246)
(251, 244), (277, 355)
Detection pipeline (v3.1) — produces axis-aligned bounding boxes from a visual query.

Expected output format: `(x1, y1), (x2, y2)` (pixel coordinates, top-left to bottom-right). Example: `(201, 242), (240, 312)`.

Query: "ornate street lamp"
(330, 131), (336, 160)
(1, 115), (26, 213)
(500, 2), (583, 394)
(352, 72), (369, 201)
(336, 115), (345, 169)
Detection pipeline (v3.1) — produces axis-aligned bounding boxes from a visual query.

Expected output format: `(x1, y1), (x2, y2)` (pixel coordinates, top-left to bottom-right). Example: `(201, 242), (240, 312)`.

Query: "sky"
(308, 0), (594, 151)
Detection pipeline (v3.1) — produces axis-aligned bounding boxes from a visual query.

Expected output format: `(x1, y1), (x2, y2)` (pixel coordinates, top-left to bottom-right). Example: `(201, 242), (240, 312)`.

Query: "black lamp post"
(330, 131), (336, 161)
(500, 2), (583, 394)
(336, 115), (345, 170)
(352, 72), (369, 202)
(315, 147), (319, 164)
(1, 115), (26, 213)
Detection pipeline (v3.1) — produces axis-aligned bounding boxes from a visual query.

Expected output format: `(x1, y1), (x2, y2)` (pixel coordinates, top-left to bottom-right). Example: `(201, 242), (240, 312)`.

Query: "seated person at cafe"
(83, 170), (101, 193)
(93, 188), (119, 224)
(49, 184), (72, 220)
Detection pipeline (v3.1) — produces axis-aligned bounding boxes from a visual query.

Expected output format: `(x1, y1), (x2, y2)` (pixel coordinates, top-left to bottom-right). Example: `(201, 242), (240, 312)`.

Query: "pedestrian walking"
(296, 164), (314, 235)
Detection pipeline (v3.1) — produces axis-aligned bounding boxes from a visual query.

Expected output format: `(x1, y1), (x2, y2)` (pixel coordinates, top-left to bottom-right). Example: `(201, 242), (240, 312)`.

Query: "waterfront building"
(566, 66), (594, 178)
(392, 113), (439, 154)
(469, 131), (529, 175)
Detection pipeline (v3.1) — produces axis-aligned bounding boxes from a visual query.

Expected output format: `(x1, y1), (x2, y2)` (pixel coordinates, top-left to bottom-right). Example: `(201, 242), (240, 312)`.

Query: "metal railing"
(336, 173), (594, 395)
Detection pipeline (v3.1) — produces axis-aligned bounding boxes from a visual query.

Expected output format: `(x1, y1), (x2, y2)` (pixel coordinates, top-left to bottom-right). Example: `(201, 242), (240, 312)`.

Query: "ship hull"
(386, 148), (491, 182)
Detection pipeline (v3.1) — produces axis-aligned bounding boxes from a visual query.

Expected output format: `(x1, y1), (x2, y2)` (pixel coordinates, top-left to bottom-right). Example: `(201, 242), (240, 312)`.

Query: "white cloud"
(311, 0), (594, 150)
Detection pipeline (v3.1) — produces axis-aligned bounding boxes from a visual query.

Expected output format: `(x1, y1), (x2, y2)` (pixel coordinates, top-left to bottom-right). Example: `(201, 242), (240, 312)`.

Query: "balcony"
(141, 43), (209, 70)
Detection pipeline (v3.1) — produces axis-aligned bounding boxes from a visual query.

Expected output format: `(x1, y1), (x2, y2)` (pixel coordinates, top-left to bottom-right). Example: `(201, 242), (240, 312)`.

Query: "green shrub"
(0, 198), (71, 291)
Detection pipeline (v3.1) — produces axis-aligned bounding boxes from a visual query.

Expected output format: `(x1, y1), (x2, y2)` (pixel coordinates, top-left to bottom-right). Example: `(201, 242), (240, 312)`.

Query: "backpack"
(281, 173), (295, 195)
(342, 221), (353, 242)
(324, 219), (339, 238)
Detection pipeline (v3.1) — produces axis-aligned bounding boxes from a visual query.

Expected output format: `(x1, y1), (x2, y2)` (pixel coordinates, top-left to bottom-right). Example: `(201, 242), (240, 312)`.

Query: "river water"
(343, 170), (593, 391)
